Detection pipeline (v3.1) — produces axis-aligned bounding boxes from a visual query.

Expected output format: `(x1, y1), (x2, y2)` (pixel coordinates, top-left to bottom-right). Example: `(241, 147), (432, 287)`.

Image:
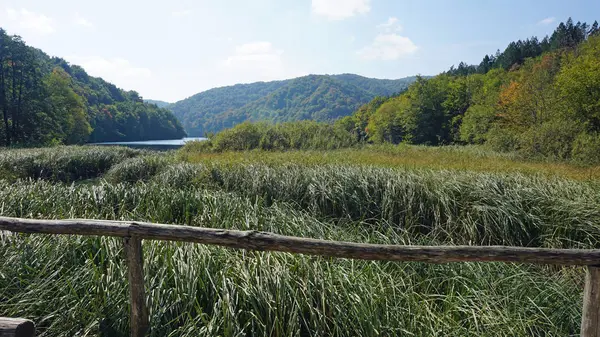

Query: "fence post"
(0, 317), (35, 337)
(123, 236), (149, 337)
(582, 266), (600, 337)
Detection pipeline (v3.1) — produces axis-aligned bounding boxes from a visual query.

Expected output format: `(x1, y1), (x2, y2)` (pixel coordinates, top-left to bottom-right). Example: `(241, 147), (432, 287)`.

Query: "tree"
(401, 76), (450, 145)
(555, 35), (600, 132)
(459, 105), (496, 144)
(589, 21), (600, 36)
(0, 28), (10, 145)
(44, 68), (91, 144)
(366, 97), (407, 144)
(0, 27), (186, 146)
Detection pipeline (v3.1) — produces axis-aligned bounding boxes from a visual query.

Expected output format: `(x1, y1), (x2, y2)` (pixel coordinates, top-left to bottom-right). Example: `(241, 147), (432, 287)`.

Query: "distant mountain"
(240, 75), (373, 122)
(169, 80), (288, 135)
(144, 99), (171, 108)
(169, 74), (418, 136)
(331, 74), (418, 97)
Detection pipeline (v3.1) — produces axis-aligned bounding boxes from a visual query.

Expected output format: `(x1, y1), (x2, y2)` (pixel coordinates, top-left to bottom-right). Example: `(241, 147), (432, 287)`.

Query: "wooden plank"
(0, 317), (35, 337)
(123, 237), (149, 337)
(1, 216), (600, 265)
(582, 266), (600, 337)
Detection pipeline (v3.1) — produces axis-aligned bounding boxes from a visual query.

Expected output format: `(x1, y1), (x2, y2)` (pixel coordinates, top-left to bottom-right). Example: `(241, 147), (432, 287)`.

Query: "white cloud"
(73, 13), (94, 28)
(233, 42), (280, 56)
(377, 17), (402, 33)
(5, 8), (55, 35)
(220, 41), (304, 82)
(357, 33), (418, 60)
(171, 9), (192, 18)
(538, 17), (555, 25)
(68, 56), (152, 90)
(358, 17), (417, 61)
(311, 0), (370, 20)
(6, 8), (17, 19)
(223, 41), (284, 74)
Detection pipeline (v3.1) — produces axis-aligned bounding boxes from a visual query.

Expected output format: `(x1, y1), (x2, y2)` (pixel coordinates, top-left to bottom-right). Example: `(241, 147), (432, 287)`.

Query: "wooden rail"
(0, 317), (35, 337)
(0, 216), (599, 336)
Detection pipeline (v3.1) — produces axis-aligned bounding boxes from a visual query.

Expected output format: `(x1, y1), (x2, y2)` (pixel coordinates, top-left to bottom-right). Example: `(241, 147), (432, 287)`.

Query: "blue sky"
(1, 0), (597, 102)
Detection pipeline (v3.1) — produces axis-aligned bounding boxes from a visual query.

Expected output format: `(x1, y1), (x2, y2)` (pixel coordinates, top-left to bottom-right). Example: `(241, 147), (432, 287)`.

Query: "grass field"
(1, 145), (599, 336)
(179, 144), (600, 181)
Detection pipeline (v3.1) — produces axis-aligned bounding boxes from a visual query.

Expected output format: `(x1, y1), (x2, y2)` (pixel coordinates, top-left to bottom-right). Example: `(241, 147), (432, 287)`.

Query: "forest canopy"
(336, 18), (600, 164)
(168, 74), (418, 136)
(0, 28), (186, 146)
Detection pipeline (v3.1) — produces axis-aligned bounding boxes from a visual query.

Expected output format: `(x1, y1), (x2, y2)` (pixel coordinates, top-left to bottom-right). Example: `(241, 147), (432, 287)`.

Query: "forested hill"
(337, 18), (600, 163)
(168, 74), (417, 136)
(330, 74), (418, 96)
(144, 99), (171, 108)
(0, 28), (186, 146)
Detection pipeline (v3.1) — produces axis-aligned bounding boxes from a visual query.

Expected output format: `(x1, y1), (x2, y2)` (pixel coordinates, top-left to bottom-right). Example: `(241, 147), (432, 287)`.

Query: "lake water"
(90, 137), (207, 149)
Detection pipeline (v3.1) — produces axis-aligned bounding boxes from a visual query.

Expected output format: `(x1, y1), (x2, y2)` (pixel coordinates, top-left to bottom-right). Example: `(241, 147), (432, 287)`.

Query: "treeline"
(197, 18), (600, 165)
(336, 18), (600, 164)
(447, 18), (598, 76)
(169, 74), (417, 136)
(0, 28), (185, 146)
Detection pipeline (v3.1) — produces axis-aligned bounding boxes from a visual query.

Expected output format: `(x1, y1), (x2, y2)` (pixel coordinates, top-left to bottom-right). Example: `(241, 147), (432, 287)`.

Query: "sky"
(1, 0), (598, 102)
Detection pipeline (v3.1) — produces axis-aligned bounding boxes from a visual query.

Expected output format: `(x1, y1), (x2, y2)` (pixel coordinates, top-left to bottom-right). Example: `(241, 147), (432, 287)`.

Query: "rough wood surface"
(123, 237), (149, 337)
(1, 216), (600, 265)
(582, 266), (600, 337)
(0, 317), (35, 337)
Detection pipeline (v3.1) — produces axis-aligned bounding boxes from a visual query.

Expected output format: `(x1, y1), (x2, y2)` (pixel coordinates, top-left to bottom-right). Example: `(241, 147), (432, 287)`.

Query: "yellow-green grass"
(180, 144), (600, 181)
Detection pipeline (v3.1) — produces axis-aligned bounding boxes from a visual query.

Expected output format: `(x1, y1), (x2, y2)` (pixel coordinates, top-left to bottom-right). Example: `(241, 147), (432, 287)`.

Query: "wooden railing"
(1, 216), (599, 336)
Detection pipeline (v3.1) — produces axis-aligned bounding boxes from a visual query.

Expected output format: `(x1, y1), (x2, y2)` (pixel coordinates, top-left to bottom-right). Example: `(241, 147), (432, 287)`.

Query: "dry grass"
(180, 144), (600, 181)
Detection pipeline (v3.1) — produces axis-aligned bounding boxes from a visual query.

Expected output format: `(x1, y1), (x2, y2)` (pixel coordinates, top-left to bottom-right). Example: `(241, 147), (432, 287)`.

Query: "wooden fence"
(1, 216), (599, 336)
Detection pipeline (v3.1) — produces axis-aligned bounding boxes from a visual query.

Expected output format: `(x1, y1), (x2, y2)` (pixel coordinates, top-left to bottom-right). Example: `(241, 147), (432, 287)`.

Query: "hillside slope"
(144, 99), (171, 108)
(169, 74), (417, 136)
(0, 28), (186, 146)
(240, 75), (373, 122)
(331, 74), (418, 97)
(338, 17), (600, 163)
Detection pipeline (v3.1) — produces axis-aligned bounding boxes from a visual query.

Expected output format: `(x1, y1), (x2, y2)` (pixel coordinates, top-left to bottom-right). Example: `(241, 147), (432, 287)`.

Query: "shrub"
(485, 126), (520, 153)
(181, 121), (358, 153)
(571, 132), (600, 165)
(459, 105), (496, 144)
(518, 120), (582, 160)
(211, 122), (263, 151)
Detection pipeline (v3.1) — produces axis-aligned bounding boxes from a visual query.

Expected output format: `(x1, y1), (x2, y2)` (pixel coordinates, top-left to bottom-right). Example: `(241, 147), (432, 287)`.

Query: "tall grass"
(109, 162), (600, 249)
(104, 156), (171, 183)
(0, 180), (586, 336)
(0, 146), (599, 335)
(0, 146), (144, 182)
(179, 145), (600, 181)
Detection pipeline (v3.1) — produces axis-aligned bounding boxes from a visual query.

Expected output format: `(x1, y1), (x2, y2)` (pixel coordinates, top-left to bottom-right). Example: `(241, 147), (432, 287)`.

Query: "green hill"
(331, 73), (418, 96)
(338, 17), (600, 163)
(144, 99), (171, 108)
(240, 75), (373, 122)
(169, 74), (417, 136)
(0, 28), (186, 146)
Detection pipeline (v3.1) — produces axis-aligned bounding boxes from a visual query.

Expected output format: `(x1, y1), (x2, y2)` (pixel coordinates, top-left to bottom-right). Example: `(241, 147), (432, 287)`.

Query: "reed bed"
(0, 146), (144, 182)
(0, 146), (598, 336)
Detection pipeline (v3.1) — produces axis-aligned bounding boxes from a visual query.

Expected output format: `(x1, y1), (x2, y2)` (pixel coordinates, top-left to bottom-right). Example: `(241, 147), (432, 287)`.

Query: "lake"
(90, 137), (207, 149)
